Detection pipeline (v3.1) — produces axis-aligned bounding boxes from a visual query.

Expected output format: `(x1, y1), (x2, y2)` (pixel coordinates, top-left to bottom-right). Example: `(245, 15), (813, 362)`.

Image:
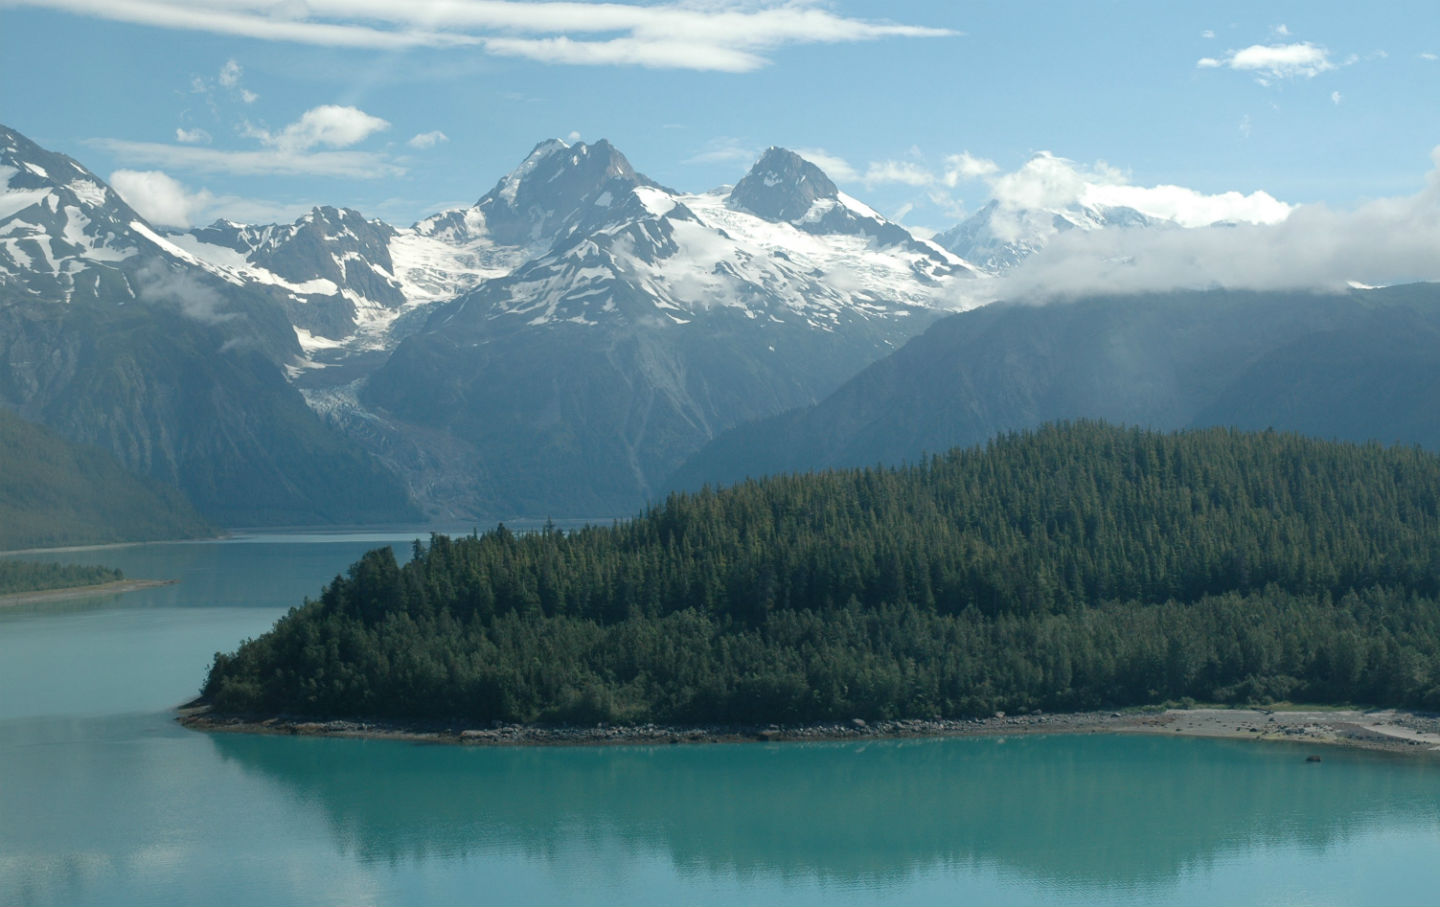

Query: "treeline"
(203, 422), (1440, 723)
(0, 559), (123, 596)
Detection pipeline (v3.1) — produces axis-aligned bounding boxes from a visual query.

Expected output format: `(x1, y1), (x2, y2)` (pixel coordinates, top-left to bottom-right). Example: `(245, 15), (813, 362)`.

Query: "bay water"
(2, 534), (1438, 905)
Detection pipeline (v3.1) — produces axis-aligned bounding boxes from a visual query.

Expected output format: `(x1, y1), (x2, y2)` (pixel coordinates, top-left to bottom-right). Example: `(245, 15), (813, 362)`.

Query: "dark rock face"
(728, 147), (840, 223)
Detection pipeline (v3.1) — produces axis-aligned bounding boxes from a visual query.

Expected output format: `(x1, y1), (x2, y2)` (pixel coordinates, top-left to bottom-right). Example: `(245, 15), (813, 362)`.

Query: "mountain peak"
(488, 138), (644, 207)
(728, 147), (839, 222)
(456, 138), (660, 247)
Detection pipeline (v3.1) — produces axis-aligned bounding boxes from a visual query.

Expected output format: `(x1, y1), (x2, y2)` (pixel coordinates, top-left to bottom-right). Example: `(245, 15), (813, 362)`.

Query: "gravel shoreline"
(177, 704), (1440, 756)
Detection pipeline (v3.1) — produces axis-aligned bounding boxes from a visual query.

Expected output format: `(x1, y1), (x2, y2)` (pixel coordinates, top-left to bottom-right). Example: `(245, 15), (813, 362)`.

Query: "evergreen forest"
(202, 422), (1440, 724)
(0, 559), (123, 596)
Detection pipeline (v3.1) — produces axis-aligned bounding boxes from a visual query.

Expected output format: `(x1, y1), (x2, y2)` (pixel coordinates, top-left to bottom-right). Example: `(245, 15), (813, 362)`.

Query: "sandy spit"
(0, 578), (176, 607)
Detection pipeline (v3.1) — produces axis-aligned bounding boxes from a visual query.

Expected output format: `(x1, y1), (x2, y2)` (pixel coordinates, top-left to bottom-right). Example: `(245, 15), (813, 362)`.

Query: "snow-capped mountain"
(935, 199), (1164, 274)
(729, 146), (963, 275)
(0, 124), (223, 305)
(418, 141), (975, 337)
(353, 140), (980, 516)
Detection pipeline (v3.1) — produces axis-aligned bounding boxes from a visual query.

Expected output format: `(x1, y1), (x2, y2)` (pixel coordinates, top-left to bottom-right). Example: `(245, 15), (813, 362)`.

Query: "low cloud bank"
(989, 147), (1440, 301)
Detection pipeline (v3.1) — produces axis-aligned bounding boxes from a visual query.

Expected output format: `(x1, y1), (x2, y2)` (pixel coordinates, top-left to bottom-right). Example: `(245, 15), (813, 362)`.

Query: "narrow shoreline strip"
(177, 705), (1440, 757)
(0, 578), (177, 607)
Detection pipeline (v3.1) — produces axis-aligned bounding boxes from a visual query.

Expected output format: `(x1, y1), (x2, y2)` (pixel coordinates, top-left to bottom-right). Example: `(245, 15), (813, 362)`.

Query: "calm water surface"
(2, 533), (1439, 905)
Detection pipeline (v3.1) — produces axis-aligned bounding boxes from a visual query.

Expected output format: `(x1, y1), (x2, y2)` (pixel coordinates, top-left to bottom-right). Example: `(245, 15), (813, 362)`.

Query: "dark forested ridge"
(203, 423), (1440, 725)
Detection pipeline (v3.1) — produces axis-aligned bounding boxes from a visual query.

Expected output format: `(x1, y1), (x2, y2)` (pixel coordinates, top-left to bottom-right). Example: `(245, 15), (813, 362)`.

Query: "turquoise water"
(2, 535), (1439, 905)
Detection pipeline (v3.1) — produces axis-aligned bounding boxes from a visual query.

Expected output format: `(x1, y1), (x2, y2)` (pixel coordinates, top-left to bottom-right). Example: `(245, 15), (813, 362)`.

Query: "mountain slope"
(0, 405), (214, 550)
(0, 123), (418, 526)
(669, 285), (1440, 490)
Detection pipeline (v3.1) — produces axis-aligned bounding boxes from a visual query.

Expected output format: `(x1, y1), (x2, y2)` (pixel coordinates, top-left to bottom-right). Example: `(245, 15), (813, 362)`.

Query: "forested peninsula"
(200, 423), (1440, 727)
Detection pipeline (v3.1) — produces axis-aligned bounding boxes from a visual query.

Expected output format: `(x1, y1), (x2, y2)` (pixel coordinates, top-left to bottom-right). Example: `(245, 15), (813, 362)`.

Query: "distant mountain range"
(668, 284), (1440, 491)
(934, 198), (1165, 274)
(3, 120), (1435, 530)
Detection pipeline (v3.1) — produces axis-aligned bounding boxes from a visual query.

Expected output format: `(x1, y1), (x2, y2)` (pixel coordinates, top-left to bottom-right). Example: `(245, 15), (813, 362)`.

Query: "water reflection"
(208, 730), (1440, 892)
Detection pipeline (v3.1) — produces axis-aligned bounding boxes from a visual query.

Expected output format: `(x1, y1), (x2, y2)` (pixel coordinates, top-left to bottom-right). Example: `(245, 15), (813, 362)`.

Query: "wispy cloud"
(98, 104), (401, 179)
(95, 139), (403, 179)
(684, 136), (757, 166)
(7, 0), (955, 72)
(175, 127), (211, 144)
(862, 159), (934, 188)
(1198, 41), (1336, 80)
(218, 57), (241, 88)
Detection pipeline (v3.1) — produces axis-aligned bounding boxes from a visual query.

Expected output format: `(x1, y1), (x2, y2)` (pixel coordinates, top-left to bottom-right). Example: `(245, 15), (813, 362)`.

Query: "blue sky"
(3, 0), (1439, 238)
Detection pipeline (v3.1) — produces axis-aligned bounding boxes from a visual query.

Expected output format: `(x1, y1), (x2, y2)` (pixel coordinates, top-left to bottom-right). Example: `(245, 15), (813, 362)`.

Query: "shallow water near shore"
(3, 534), (1440, 905)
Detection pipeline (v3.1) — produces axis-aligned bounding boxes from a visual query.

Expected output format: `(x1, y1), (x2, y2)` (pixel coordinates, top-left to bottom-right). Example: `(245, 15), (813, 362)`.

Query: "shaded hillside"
(669, 285), (1440, 491)
(203, 423), (1440, 724)
(0, 406), (213, 550)
(0, 293), (418, 527)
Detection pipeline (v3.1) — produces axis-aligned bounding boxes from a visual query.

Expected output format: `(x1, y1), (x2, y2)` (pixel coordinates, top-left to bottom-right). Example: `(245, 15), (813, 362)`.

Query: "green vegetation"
(0, 559), (123, 596)
(203, 422), (1440, 724)
(0, 406), (215, 551)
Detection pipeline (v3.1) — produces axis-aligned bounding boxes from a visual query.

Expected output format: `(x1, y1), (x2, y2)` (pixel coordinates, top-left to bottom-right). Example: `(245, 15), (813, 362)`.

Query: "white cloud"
(792, 147), (857, 182)
(566, 130), (581, 142)
(996, 145), (1440, 299)
(218, 58), (241, 88)
(1273, 24), (1290, 37)
(109, 169), (213, 227)
(1201, 29), (1215, 39)
(175, 127), (211, 144)
(1421, 52), (1438, 62)
(1332, 90), (1342, 105)
(1084, 182), (1291, 228)
(240, 89), (258, 104)
(981, 152), (1290, 228)
(1199, 41), (1335, 79)
(244, 105), (390, 153)
(12, 0), (954, 72)
(407, 130), (449, 149)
